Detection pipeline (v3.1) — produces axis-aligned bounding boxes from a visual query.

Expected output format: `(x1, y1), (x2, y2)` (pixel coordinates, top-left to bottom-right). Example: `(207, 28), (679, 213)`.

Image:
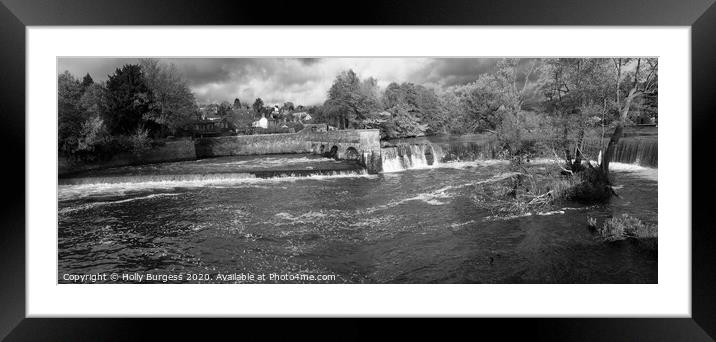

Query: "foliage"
(139, 59), (198, 136)
(324, 69), (382, 129)
(596, 214), (658, 241)
(59, 57), (659, 166)
(252, 98), (265, 114)
(75, 115), (107, 153)
(104, 64), (153, 135)
(58, 71), (85, 155)
(129, 125), (152, 155)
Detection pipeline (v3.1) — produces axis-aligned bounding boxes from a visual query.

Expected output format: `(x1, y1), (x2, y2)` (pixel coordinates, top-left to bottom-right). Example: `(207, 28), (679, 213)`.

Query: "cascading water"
(379, 135), (657, 172)
(380, 143), (445, 172)
(578, 136), (657, 168)
(58, 137), (658, 284)
(612, 138), (657, 167)
(59, 169), (370, 186)
(58, 154), (372, 196)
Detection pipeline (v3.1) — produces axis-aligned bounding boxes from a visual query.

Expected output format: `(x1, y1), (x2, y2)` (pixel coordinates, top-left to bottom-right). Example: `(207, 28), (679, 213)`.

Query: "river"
(58, 136), (658, 284)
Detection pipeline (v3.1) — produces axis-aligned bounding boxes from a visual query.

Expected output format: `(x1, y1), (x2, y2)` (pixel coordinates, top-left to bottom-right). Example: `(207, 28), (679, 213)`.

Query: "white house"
(252, 115), (268, 129)
(291, 112), (312, 123)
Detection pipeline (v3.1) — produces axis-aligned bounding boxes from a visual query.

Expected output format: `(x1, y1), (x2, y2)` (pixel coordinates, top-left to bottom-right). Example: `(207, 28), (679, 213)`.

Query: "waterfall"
(440, 140), (500, 162)
(380, 143), (444, 172)
(613, 138), (658, 167)
(59, 169), (368, 186)
(580, 137), (657, 168)
(377, 135), (656, 172)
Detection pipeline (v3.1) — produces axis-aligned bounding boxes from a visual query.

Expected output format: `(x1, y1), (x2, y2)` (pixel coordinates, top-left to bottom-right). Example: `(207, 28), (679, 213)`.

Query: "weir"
(194, 127), (383, 173)
(59, 128), (657, 178)
(377, 136), (658, 172)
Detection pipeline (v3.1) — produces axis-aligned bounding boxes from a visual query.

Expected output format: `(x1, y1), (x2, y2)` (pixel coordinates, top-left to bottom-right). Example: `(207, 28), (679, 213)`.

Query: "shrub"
(75, 115), (107, 153)
(596, 214), (658, 241)
(130, 125), (152, 155)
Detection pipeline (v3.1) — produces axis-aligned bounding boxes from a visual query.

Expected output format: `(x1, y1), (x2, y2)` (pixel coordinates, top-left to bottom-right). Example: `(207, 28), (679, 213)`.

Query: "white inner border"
(27, 27), (690, 317)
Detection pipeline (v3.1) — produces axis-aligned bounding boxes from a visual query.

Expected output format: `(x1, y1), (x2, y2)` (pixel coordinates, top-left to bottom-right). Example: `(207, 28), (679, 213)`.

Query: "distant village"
(189, 101), (320, 138)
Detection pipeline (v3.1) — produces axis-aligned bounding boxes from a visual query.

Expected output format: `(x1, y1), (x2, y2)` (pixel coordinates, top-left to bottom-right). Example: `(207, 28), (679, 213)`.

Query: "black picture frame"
(1, 0), (714, 340)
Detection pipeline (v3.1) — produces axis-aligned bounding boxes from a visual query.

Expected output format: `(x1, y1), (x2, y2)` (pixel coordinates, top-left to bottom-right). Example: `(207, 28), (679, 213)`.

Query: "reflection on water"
(58, 152), (657, 284)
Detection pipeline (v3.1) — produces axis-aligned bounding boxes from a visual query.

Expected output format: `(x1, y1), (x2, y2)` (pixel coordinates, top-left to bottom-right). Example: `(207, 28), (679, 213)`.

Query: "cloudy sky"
(58, 58), (503, 106)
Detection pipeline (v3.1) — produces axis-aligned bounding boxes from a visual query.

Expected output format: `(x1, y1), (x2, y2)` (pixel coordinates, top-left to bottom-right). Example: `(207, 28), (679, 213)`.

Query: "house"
(291, 112), (312, 123)
(198, 104), (219, 120)
(252, 115), (268, 129)
(186, 118), (232, 137)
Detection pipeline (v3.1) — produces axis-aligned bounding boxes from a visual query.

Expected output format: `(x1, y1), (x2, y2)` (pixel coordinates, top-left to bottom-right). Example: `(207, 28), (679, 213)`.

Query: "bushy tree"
(81, 73), (94, 91)
(381, 82), (441, 136)
(217, 101), (233, 119)
(252, 98), (264, 115)
(139, 59), (197, 136)
(104, 64), (152, 135)
(324, 69), (381, 129)
(58, 71), (85, 155)
(59, 72), (110, 158)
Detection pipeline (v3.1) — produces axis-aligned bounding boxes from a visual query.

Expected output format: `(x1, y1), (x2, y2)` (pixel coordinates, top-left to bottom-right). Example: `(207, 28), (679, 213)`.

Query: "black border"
(2, 0), (715, 340)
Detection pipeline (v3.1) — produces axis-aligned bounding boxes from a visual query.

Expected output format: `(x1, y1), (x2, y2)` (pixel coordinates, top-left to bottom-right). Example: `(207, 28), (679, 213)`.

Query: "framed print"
(2, 0), (715, 340)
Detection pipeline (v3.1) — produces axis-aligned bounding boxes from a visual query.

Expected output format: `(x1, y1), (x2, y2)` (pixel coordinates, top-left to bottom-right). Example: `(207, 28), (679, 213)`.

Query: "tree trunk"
(601, 87), (638, 178)
(573, 128), (585, 171)
(563, 124), (572, 164)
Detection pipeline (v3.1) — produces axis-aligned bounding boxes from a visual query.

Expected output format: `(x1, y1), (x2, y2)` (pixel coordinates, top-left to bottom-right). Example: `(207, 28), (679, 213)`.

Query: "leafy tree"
(104, 64), (152, 135)
(139, 59), (197, 136)
(324, 69), (381, 129)
(380, 82), (441, 136)
(252, 98), (264, 115)
(217, 101), (233, 119)
(79, 83), (107, 118)
(388, 103), (429, 138)
(600, 58), (658, 177)
(58, 71), (85, 155)
(81, 73), (94, 91)
(282, 102), (295, 112)
(75, 115), (107, 153)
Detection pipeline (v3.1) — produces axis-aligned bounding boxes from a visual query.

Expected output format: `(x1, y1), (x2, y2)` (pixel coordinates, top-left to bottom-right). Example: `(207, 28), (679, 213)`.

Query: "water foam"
(59, 171), (376, 201)
(58, 193), (182, 214)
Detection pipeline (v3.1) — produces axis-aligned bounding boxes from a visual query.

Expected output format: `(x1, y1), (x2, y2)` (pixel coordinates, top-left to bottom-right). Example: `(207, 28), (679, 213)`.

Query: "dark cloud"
(416, 58), (499, 87)
(58, 57), (511, 105)
(58, 57), (140, 81)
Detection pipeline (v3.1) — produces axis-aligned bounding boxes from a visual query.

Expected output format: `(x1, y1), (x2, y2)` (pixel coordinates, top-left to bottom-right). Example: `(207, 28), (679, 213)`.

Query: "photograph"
(56, 57), (658, 284)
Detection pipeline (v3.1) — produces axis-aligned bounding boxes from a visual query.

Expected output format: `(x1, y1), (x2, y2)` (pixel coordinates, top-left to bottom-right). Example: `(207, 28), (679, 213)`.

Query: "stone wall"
(195, 129), (381, 160)
(59, 129), (384, 176)
(194, 133), (314, 158)
(58, 139), (196, 176)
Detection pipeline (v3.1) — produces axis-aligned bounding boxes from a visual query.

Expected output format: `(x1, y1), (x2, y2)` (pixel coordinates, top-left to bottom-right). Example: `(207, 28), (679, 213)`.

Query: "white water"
(58, 170), (375, 201)
(380, 143), (444, 173)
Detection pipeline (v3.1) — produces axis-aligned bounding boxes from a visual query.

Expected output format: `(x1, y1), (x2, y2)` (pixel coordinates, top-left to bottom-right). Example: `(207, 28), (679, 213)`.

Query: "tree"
(282, 102), (295, 112)
(601, 58), (658, 177)
(58, 71), (85, 154)
(104, 64), (153, 135)
(539, 58), (614, 169)
(217, 101), (233, 119)
(233, 98), (242, 109)
(252, 98), (264, 115)
(139, 59), (197, 136)
(378, 82), (439, 137)
(81, 73), (94, 91)
(79, 83), (106, 119)
(324, 69), (381, 129)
